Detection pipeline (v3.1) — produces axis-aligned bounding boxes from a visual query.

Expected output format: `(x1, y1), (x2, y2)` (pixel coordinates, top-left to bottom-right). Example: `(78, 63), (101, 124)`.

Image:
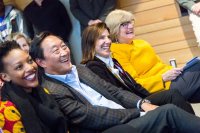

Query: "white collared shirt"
(95, 55), (124, 82)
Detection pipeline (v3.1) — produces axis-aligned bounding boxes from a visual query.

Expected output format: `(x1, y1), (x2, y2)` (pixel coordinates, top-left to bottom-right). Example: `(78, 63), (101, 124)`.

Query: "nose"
(106, 36), (111, 43)
(60, 48), (68, 56)
(26, 63), (34, 72)
(128, 22), (133, 28)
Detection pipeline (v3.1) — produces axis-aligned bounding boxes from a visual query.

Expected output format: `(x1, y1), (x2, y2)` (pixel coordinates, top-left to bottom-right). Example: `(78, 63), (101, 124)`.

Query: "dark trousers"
(170, 61), (200, 103)
(126, 104), (200, 133)
(146, 89), (194, 114)
(102, 124), (137, 133)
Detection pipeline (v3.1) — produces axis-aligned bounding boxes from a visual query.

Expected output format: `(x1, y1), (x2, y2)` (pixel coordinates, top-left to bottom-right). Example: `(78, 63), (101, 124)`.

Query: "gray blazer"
(41, 65), (141, 132)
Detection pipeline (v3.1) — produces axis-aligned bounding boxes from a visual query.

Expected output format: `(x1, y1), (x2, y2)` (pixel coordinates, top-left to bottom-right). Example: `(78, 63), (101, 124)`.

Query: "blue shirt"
(46, 65), (124, 109)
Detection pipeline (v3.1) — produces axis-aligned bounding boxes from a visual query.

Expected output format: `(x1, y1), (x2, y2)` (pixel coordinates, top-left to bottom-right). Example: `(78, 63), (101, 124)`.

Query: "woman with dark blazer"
(81, 22), (195, 114)
(0, 40), (67, 133)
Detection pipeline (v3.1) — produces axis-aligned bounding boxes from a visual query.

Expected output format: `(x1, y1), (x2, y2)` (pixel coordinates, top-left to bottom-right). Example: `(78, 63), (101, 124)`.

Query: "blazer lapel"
(94, 57), (130, 88)
(112, 58), (150, 97)
(76, 65), (122, 104)
(43, 75), (91, 105)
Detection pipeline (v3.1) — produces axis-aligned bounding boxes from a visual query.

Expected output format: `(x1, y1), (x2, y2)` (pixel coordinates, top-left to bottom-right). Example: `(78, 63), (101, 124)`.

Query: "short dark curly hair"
(0, 40), (21, 72)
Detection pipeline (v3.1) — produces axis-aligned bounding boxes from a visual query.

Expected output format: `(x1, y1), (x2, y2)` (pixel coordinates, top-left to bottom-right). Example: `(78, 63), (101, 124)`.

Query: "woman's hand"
(88, 19), (102, 25)
(141, 102), (159, 112)
(162, 68), (183, 82)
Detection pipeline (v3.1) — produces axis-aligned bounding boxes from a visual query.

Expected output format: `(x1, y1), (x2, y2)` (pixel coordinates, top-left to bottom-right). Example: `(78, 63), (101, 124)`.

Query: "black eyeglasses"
(120, 20), (134, 28)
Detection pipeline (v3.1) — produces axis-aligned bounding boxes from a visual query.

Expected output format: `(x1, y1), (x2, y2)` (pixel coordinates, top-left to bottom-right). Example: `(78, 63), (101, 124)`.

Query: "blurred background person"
(176, 0), (200, 46)
(69, 0), (116, 34)
(13, 32), (30, 52)
(23, 0), (72, 43)
(0, 0), (25, 42)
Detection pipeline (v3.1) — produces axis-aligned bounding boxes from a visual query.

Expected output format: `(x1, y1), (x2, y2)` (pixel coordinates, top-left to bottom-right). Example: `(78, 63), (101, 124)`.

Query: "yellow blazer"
(111, 39), (172, 93)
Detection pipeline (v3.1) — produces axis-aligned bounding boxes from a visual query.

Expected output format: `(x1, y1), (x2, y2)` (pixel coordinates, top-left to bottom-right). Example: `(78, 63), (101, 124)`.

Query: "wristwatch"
(139, 99), (151, 111)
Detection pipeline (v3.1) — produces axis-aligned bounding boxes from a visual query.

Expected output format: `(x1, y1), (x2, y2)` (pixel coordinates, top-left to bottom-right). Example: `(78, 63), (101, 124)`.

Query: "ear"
(35, 58), (47, 68)
(0, 73), (11, 82)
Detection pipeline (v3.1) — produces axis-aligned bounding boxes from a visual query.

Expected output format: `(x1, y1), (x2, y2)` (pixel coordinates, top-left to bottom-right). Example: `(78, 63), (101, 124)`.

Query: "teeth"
(127, 32), (133, 34)
(61, 59), (69, 63)
(25, 73), (35, 80)
(102, 48), (109, 50)
(102, 46), (109, 49)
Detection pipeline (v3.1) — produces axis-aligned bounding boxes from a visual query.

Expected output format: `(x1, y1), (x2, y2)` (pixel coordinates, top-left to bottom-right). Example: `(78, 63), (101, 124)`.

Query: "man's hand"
(191, 2), (200, 15)
(141, 102), (158, 112)
(88, 19), (102, 25)
(162, 68), (183, 82)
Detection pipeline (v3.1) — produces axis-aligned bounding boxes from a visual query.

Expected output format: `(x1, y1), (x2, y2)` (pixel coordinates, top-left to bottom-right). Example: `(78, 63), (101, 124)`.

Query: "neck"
(23, 87), (33, 93)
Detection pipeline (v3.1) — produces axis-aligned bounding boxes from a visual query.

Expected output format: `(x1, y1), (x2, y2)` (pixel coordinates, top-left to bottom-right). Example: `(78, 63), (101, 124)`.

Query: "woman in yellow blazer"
(105, 9), (200, 103)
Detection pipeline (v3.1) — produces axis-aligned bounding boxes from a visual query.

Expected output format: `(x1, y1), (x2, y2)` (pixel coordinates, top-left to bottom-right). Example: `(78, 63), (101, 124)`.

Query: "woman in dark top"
(81, 22), (195, 114)
(0, 40), (67, 133)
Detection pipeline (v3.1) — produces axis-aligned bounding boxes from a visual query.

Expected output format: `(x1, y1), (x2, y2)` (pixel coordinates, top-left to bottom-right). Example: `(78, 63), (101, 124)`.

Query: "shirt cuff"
(137, 99), (142, 109)
(140, 111), (146, 117)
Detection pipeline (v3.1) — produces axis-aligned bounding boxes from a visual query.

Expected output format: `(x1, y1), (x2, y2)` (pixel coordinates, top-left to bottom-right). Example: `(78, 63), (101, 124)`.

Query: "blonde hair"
(12, 32), (31, 45)
(105, 9), (135, 42)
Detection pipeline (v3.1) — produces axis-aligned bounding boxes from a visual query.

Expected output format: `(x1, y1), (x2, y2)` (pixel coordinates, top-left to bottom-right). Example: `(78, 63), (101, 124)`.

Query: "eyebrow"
(11, 55), (30, 66)
(50, 40), (64, 50)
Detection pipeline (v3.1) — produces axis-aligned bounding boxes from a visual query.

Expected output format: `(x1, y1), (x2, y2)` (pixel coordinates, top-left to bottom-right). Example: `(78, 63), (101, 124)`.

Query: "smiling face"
(118, 21), (135, 44)
(38, 35), (72, 75)
(1, 49), (38, 91)
(16, 37), (30, 53)
(95, 29), (112, 58)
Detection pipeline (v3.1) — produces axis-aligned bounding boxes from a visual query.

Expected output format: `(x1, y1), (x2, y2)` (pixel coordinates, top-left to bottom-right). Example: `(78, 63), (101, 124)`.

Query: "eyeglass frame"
(120, 20), (134, 28)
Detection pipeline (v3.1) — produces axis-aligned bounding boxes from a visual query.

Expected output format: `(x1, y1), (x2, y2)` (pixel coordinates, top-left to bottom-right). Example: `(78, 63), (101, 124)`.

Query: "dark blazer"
(86, 57), (150, 98)
(69, 0), (116, 32)
(41, 65), (141, 133)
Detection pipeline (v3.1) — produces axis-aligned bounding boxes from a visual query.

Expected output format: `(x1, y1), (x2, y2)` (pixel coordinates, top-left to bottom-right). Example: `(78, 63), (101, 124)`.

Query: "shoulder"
(86, 60), (105, 69)
(42, 76), (66, 94)
(111, 42), (132, 53)
(76, 64), (105, 81)
(76, 64), (96, 76)
(132, 39), (151, 46)
(132, 39), (153, 51)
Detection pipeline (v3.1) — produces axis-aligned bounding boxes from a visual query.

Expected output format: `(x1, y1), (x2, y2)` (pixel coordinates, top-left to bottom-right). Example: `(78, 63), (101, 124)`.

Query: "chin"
(28, 82), (39, 88)
(103, 54), (110, 58)
(63, 65), (73, 74)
